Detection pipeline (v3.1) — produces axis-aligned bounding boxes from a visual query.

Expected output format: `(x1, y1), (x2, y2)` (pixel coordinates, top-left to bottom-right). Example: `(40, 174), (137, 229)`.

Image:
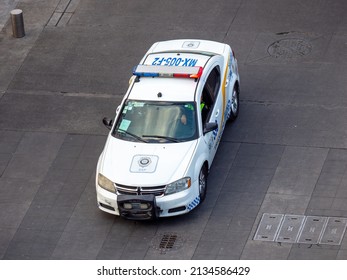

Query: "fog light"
(123, 203), (132, 209)
(140, 203), (150, 210)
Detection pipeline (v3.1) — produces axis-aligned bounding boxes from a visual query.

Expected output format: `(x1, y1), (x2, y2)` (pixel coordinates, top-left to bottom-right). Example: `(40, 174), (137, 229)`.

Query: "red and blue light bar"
(133, 65), (203, 79)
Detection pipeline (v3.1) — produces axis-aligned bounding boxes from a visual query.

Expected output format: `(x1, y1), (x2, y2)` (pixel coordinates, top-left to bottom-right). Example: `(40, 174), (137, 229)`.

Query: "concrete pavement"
(1, 0), (347, 259)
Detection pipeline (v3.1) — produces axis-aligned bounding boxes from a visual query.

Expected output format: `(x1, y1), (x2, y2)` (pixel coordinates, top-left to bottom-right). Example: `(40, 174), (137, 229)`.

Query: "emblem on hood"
(138, 157), (151, 167)
(130, 155), (158, 173)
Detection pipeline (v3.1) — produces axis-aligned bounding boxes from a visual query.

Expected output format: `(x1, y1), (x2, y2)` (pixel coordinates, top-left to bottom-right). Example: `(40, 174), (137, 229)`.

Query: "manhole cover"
(151, 232), (185, 253)
(254, 213), (347, 245)
(297, 216), (327, 244)
(254, 213), (284, 241)
(319, 217), (347, 245)
(268, 38), (312, 59)
(276, 215), (305, 243)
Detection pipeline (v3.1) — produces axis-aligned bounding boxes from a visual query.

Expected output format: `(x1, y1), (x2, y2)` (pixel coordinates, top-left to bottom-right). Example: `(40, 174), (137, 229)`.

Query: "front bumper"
(96, 181), (200, 219)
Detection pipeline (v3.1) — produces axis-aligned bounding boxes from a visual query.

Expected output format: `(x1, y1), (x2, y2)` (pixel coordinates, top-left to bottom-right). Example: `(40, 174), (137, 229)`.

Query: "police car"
(96, 39), (240, 219)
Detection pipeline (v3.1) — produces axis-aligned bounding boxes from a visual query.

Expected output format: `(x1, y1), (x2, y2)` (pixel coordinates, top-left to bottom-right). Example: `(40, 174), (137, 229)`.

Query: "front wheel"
(198, 166), (208, 202)
(228, 86), (239, 122)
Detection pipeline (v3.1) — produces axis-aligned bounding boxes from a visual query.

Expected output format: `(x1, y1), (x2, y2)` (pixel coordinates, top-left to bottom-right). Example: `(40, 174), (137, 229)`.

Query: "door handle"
(215, 110), (220, 117)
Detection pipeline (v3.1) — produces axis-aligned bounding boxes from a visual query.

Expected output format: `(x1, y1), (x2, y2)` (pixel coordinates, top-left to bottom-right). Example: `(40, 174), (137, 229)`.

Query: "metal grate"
(151, 232), (185, 253)
(159, 233), (177, 249)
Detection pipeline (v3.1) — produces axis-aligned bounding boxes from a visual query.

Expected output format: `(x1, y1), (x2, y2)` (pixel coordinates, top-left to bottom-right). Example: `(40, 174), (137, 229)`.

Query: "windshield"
(112, 100), (198, 143)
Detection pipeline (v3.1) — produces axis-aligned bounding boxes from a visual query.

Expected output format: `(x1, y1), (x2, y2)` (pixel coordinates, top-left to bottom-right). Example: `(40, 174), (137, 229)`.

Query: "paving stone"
(235, 204), (261, 218)
(74, 156), (98, 171)
(1, 132), (65, 182)
(321, 160), (347, 175)
(212, 142), (240, 169)
(241, 241), (291, 260)
(193, 240), (222, 256)
(19, 205), (52, 230)
(268, 167), (320, 196)
(54, 190), (84, 208)
(217, 240), (248, 259)
(0, 178), (40, 204)
(96, 245), (125, 260)
(288, 246), (339, 260)
(206, 166), (230, 193)
(308, 196), (334, 210)
(336, 186), (347, 199)
(0, 228), (16, 259)
(14, 132), (65, 158)
(312, 184), (339, 198)
(0, 143), (19, 154)
(65, 168), (93, 185)
(0, 93), (118, 135)
(229, 217), (257, 233)
(224, 166), (275, 193)
(0, 202), (31, 229)
(337, 249), (347, 260)
(2, 154), (53, 181)
(332, 198), (347, 211)
(210, 201), (239, 218)
(43, 168), (71, 183)
(0, 153), (12, 176)
(119, 236), (152, 259)
(201, 229), (228, 242)
(317, 172), (344, 186)
(0, 130), (23, 153)
(259, 194), (311, 215)
(3, 240), (33, 259)
(51, 231), (106, 259)
(204, 215), (232, 230)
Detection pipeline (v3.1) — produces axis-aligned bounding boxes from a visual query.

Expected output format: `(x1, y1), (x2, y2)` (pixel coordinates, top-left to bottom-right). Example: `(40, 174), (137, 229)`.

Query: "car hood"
(100, 137), (198, 186)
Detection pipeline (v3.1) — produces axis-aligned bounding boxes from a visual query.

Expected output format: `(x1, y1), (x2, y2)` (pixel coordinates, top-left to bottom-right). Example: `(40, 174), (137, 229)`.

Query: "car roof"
(128, 39), (228, 102)
(129, 75), (198, 102)
(146, 39), (227, 56)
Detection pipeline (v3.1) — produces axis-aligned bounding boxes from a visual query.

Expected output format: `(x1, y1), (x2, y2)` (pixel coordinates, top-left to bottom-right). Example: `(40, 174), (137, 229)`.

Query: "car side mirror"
(203, 122), (218, 134)
(102, 117), (113, 130)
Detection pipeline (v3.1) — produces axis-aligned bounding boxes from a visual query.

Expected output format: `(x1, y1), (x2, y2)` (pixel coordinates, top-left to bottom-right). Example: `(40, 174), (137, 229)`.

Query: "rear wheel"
(228, 86), (239, 122)
(199, 165), (208, 202)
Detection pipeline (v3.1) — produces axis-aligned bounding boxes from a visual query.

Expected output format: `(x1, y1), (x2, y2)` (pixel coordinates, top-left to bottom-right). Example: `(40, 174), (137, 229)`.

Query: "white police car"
(96, 39), (240, 219)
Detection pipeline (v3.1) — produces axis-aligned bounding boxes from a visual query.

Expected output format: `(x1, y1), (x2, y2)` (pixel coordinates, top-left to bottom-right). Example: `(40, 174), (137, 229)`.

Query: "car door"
(201, 62), (223, 164)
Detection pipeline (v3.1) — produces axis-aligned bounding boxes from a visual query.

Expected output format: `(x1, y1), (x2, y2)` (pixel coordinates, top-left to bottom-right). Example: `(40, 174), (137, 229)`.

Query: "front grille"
(115, 183), (166, 197)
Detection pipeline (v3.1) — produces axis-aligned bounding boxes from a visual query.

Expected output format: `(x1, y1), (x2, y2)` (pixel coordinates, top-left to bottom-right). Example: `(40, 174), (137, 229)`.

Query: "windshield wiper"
(118, 129), (148, 143)
(142, 135), (181, 143)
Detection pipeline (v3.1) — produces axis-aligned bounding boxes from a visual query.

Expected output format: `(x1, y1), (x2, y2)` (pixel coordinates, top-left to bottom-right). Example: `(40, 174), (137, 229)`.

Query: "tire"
(199, 165), (208, 202)
(228, 86), (239, 122)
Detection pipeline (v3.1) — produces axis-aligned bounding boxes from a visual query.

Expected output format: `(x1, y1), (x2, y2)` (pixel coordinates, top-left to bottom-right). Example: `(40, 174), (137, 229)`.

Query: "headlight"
(165, 177), (191, 195)
(98, 173), (115, 193)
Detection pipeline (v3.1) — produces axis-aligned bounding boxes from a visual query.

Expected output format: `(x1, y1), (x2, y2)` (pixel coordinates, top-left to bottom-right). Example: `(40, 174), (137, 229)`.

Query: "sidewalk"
(1, 0), (347, 260)
(0, 0), (61, 96)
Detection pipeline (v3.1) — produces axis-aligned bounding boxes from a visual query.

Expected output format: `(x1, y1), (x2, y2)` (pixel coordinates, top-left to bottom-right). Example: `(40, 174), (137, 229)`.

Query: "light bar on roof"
(133, 65), (203, 79)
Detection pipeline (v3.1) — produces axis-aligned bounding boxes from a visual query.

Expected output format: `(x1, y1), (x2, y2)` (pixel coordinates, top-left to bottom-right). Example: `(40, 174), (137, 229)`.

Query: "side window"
(200, 66), (221, 123)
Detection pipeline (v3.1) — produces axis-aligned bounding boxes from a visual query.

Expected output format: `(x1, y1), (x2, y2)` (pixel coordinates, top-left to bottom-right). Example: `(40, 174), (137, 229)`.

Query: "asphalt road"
(0, 0), (347, 259)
